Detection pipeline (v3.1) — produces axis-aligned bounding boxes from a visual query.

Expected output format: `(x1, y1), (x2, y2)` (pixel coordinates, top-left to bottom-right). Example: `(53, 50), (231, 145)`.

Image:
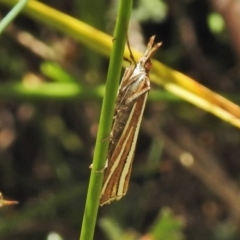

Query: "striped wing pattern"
(100, 36), (161, 206)
(100, 81), (149, 205)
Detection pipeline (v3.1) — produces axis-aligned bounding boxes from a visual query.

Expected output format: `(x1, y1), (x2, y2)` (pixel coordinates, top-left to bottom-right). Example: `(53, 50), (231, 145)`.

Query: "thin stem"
(0, 0), (29, 34)
(79, 0), (133, 239)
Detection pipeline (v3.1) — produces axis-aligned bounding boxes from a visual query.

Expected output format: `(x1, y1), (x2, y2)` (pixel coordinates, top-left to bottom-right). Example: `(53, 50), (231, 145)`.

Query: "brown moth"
(100, 36), (161, 206)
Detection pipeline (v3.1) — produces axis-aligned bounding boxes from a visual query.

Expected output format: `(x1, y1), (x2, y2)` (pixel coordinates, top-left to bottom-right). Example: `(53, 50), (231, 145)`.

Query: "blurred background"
(0, 0), (240, 239)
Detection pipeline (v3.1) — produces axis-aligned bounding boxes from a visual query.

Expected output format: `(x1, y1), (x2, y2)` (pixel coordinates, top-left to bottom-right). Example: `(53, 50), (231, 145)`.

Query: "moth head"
(142, 36), (162, 71)
(143, 57), (153, 74)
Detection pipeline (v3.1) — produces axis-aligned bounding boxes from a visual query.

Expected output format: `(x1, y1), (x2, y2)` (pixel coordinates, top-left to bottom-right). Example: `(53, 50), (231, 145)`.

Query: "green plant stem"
(0, 0), (29, 34)
(79, 0), (133, 239)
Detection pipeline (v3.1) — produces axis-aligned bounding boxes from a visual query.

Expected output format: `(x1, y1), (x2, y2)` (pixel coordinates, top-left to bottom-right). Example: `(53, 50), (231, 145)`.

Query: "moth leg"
(89, 159), (108, 171)
(120, 73), (141, 92)
(101, 133), (111, 142)
(119, 67), (135, 91)
(125, 85), (150, 104)
(123, 56), (132, 64)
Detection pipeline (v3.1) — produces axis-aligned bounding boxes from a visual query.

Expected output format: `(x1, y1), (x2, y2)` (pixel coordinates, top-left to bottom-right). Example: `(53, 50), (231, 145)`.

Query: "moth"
(100, 36), (161, 206)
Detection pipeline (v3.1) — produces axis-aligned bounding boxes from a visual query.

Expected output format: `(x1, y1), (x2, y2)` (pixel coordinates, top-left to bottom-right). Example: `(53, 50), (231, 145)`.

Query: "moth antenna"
(126, 36), (136, 66)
